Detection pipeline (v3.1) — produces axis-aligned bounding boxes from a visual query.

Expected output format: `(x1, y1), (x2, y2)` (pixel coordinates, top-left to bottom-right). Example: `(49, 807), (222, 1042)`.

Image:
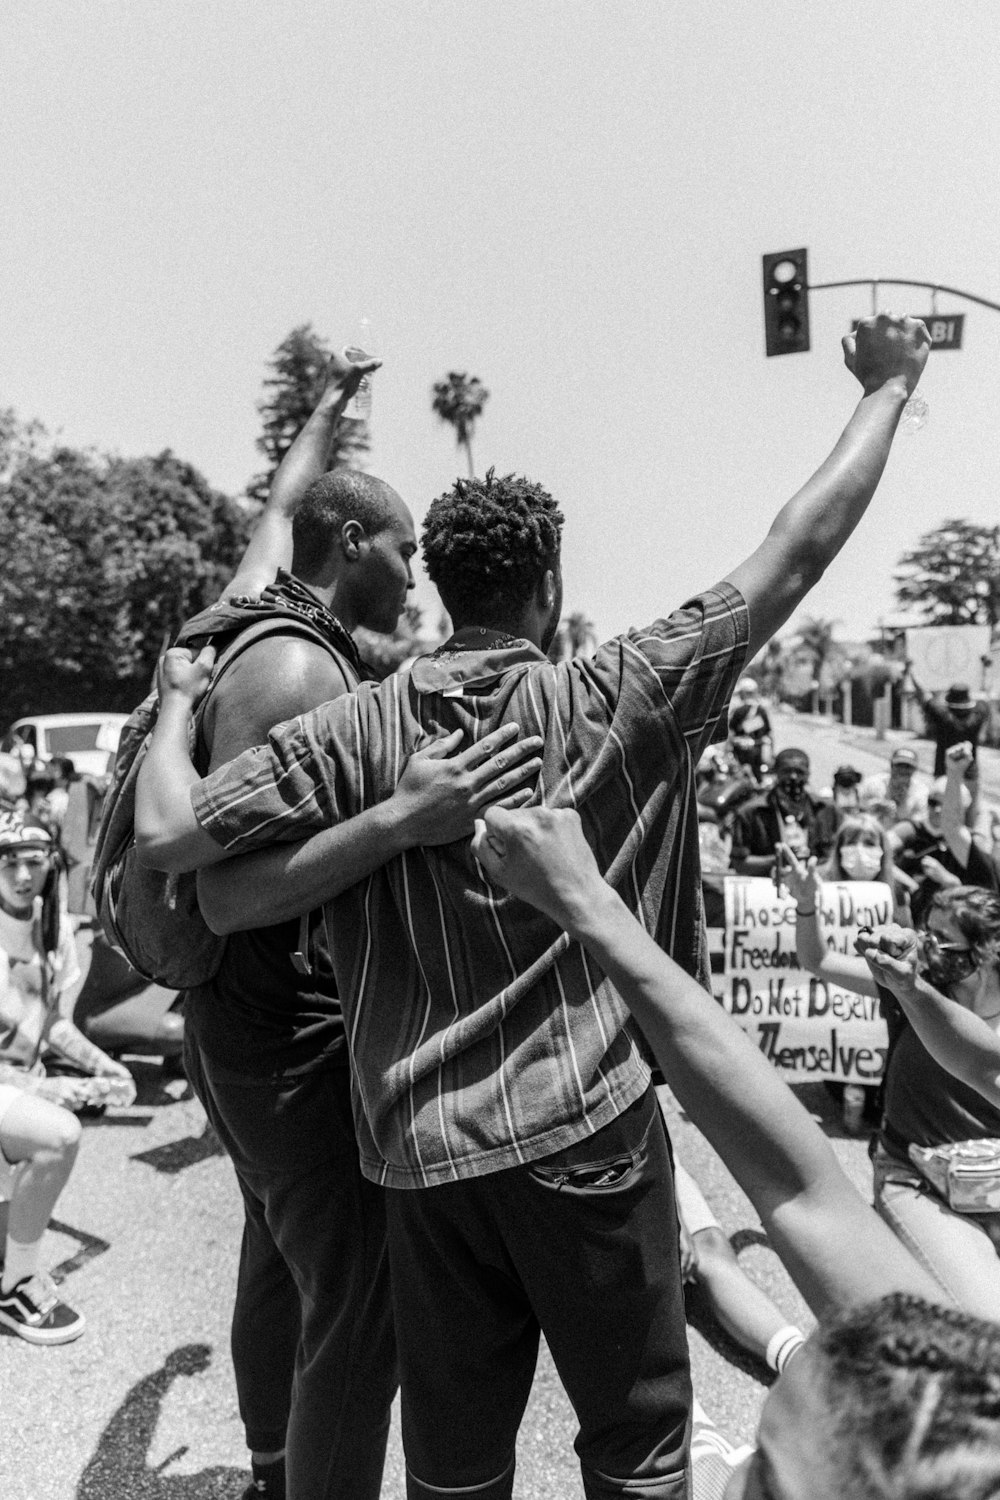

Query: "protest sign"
(717, 877), (892, 1083)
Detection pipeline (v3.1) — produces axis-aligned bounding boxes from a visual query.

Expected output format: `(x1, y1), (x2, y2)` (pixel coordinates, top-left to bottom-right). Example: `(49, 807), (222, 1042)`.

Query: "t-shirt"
(0, 903), (80, 1068)
(859, 770), (928, 824)
(190, 584), (749, 1188)
(921, 699), (989, 777)
(883, 1019), (1000, 1155)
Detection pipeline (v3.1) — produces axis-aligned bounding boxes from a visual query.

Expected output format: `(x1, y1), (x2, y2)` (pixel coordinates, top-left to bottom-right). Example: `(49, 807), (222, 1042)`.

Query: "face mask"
(919, 934), (978, 991)
(839, 844), (882, 880)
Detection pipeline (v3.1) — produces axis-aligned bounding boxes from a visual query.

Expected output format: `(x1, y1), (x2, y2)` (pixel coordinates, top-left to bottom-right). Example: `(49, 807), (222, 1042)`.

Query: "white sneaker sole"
(0, 1304), (86, 1345)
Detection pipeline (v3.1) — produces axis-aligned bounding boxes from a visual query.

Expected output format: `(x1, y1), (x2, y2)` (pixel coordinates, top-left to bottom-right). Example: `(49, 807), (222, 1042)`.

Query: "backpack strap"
(190, 615), (353, 764)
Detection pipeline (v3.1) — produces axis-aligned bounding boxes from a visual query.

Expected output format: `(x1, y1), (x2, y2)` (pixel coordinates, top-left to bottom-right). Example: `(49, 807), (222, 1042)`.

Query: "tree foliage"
(432, 372), (489, 478)
(0, 424), (251, 718)
(894, 519), (1000, 629)
(248, 323), (368, 502)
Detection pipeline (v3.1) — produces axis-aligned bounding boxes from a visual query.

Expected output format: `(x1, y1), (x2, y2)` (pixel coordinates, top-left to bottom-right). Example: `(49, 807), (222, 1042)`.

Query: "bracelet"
(795, 905), (816, 917)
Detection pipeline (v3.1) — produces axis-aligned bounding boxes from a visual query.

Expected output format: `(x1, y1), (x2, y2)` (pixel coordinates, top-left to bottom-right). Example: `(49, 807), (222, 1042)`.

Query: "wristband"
(765, 1325), (806, 1374)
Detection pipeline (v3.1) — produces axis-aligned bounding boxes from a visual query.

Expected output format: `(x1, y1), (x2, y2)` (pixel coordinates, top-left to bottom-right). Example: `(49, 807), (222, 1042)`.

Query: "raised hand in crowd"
(773, 842), (821, 907)
(218, 346), (382, 605)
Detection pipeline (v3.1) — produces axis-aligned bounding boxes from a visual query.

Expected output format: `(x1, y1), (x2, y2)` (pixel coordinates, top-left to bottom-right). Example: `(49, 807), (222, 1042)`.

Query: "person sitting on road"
(783, 847), (1000, 1324)
(469, 804), (1000, 1500)
(0, 812), (133, 1344)
(730, 747), (832, 876)
(859, 745), (928, 826)
(667, 1141), (806, 1379)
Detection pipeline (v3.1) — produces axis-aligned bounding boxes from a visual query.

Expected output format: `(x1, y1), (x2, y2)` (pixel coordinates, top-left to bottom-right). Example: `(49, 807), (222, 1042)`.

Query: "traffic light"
(762, 249), (810, 356)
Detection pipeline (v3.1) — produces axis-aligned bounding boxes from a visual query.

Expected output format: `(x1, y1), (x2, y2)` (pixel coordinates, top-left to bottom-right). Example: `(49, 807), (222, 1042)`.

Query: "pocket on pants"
(527, 1090), (656, 1195)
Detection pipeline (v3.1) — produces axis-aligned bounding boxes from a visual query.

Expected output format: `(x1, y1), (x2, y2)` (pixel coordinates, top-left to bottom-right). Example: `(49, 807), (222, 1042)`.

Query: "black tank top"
(882, 1020), (1000, 1154)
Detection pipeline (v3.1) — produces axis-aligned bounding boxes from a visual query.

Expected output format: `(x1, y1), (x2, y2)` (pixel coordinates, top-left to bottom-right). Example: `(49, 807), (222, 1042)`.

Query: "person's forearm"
(891, 978), (1000, 1106)
(228, 389), (347, 593)
(135, 696), (227, 872)
(46, 1017), (118, 1076)
(794, 909), (878, 998)
(566, 884), (939, 1313)
(766, 383), (908, 584)
(941, 771), (972, 866)
(197, 801), (411, 932)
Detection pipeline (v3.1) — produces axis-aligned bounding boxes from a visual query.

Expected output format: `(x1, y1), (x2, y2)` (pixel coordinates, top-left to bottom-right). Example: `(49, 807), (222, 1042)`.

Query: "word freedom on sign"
(717, 878), (891, 1084)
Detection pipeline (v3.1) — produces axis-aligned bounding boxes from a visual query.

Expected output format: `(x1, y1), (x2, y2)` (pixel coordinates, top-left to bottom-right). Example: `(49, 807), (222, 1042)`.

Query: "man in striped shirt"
(138, 314), (930, 1500)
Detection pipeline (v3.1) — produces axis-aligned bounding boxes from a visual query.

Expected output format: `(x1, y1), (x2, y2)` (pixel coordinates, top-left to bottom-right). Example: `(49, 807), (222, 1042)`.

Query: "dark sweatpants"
(185, 1040), (398, 1500)
(386, 1086), (691, 1500)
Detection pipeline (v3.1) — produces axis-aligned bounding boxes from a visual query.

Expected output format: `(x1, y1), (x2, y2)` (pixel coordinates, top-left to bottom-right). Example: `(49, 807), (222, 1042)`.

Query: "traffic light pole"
(808, 278), (1000, 315)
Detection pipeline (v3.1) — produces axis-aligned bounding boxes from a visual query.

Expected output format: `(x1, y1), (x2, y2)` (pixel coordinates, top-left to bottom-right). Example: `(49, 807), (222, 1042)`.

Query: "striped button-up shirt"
(191, 583), (749, 1187)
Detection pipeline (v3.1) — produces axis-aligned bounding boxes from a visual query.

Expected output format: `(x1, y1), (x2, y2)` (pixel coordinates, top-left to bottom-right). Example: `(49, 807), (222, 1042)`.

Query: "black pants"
(386, 1085), (691, 1500)
(185, 1039), (398, 1500)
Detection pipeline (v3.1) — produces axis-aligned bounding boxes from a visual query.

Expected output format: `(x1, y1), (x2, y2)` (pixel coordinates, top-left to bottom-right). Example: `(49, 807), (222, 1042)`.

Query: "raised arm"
(779, 845), (879, 998)
(471, 806), (942, 1317)
(725, 315), (929, 659)
(860, 927), (1000, 1106)
(197, 726), (543, 931)
(220, 349), (381, 603)
(941, 743), (974, 869)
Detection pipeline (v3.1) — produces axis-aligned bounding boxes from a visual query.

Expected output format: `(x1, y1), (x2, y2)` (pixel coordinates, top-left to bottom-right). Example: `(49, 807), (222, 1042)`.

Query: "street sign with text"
(852, 313), (964, 349)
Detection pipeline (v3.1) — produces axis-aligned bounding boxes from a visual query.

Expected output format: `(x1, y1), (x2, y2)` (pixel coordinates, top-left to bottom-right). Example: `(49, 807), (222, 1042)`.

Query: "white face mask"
(840, 843), (882, 880)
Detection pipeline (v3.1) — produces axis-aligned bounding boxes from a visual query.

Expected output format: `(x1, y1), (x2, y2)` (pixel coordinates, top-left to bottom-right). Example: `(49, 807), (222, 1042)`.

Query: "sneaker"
(0, 1273), (86, 1345)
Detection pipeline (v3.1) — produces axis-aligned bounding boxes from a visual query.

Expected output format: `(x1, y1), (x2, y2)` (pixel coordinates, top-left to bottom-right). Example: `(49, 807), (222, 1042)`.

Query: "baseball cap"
(832, 764), (862, 788)
(0, 810), (53, 855)
(890, 747), (919, 769)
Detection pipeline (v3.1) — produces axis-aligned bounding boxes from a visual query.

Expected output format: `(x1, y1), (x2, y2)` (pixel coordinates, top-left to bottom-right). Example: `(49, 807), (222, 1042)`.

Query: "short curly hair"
(814, 1294), (1000, 1499)
(421, 469), (564, 623)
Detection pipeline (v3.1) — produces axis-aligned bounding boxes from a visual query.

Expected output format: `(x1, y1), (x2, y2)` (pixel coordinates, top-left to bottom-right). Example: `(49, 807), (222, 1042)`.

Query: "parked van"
(2, 713), (129, 779)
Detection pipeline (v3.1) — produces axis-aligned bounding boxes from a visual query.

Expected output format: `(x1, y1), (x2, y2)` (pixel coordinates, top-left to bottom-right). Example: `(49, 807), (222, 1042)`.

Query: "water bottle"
(343, 316), (379, 422)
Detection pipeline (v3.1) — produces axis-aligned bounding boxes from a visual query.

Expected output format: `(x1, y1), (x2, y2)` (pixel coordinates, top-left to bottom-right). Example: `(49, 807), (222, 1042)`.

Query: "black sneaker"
(0, 1273), (86, 1344)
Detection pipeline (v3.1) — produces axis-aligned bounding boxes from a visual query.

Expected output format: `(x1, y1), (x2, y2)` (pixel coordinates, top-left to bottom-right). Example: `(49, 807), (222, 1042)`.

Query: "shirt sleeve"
(621, 583), (750, 758)
(190, 695), (359, 854)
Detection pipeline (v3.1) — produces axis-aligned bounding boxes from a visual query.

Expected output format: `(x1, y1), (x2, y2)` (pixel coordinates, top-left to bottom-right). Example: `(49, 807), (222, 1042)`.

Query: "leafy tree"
(432, 372), (489, 478)
(248, 324), (368, 502)
(0, 442), (251, 718)
(894, 519), (1000, 629)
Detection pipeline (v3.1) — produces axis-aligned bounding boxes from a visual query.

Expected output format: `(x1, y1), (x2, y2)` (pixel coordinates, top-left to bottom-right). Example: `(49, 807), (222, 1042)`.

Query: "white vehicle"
(2, 713), (129, 779)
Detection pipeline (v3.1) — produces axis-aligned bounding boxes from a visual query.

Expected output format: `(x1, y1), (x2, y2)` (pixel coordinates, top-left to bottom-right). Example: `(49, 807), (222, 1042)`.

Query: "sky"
(3, 1), (999, 650)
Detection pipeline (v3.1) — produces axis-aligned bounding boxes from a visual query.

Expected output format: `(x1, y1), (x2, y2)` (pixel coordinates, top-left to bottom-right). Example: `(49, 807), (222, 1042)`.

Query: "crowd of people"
(4, 315), (1000, 1499)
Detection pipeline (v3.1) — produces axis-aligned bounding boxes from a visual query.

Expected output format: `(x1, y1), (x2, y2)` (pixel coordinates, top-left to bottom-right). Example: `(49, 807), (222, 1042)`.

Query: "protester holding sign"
(784, 847), (1000, 1322)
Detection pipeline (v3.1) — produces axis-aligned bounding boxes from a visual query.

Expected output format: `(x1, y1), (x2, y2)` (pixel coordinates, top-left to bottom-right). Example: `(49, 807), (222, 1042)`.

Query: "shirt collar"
(409, 641), (547, 696)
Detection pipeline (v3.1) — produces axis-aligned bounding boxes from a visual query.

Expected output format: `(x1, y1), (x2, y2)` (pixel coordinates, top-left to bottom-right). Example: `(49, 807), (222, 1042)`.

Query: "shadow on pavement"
(76, 1344), (245, 1499)
(131, 1124), (224, 1176)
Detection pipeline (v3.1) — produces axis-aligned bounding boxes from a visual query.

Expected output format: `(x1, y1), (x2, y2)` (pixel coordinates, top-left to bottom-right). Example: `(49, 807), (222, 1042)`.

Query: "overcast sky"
(4, 1), (999, 647)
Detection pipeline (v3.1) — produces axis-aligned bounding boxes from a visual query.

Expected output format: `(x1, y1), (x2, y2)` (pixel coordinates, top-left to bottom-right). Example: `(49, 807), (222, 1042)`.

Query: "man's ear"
(538, 568), (556, 609)
(341, 519), (367, 561)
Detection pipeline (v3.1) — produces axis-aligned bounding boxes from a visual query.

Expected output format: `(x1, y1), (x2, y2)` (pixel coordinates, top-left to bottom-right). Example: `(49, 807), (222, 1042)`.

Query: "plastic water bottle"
(343, 316), (379, 421)
(842, 1083), (866, 1134)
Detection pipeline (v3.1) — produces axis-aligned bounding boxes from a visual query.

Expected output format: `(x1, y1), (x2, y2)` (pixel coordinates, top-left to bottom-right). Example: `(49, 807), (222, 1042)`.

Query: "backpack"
(90, 616), (342, 989)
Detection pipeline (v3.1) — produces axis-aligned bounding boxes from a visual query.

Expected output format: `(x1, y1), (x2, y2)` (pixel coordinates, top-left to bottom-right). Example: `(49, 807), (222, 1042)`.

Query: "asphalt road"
(2, 706), (995, 1499)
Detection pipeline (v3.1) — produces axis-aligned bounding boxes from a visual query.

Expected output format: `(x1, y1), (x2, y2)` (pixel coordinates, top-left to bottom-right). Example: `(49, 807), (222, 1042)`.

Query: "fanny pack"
(908, 1138), (1000, 1214)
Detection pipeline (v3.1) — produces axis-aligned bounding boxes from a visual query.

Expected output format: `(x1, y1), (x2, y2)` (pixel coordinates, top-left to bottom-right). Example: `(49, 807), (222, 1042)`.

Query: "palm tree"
(432, 372), (489, 478)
